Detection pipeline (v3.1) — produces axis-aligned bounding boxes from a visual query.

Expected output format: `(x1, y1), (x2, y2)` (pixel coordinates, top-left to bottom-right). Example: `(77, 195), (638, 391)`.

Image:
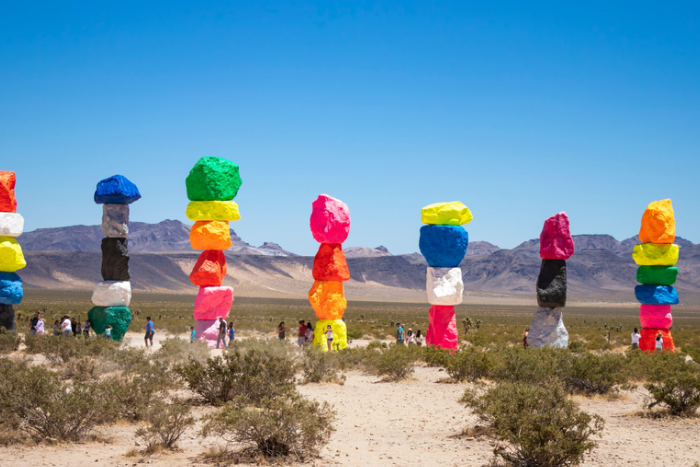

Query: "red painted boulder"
(190, 250), (228, 286)
(425, 305), (458, 351)
(540, 212), (574, 260)
(310, 194), (350, 244)
(639, 304), (673, 329)
(639, 327), (675, 353)
(193, 286), (233, 320)
(0, 172), (17, 213)
(312, 243), (350, 281)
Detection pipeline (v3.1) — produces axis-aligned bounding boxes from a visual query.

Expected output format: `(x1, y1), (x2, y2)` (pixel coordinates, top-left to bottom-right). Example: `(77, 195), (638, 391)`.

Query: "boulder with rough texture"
(0, 237), (26, 272)
(632, 243), (679, 266)
(101, 238), (129, 281)
(0, 304), (15, 331)
(0, 172), (17, 213)
(186, 157), (242, 201)
(639, 199), (675, 244)
(425, 305), (458, 350)
(312, 243), (350, 281)
(87, 306), (132, 341)
(527, 307), (569, 349)
(311, 319), (348, 351)
(310, 195), (350, 244)
(190, 250), (228, 286)
(193, 286), (233, 320)
(0, 213), (24, 237)
(94, 175), (141, 204)
(419, 225), (468, 267)
(92, 281), (132, 307)
(639, 328), (675, 353)
(637, 266), (678, 286)
(421, 202), (473, 226)
(540, 212), (574, 260)
(102, 204), (129, 238)
(189, 221), (232, 250)
(426, 267), (463, 305)
(536, 260), (567, 308)
(635, 285), (679, 305)
(640, 304), (673, 329)
(0, 272), (22, 305)
(308, 280), (346, 320)
(194, 319), (220, 348)
(186, 201), (241, 221)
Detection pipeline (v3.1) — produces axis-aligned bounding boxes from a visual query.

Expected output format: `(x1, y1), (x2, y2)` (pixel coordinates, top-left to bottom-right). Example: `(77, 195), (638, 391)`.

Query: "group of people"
(188, 316), (235, 349)
(395, 322), (423, 346)
(276, 320), (336, 351)
(29, 312), (96, 338)
(630, 327), (667, 352)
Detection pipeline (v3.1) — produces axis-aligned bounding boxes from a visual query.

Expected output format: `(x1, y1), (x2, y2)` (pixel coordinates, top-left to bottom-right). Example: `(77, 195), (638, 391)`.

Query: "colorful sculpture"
(420, 202), (472, 350)
(185, 157), (240, 347)
(309, 195), (350, 351)
(0, 171), (24, 331)
(634, 199), (677, 352)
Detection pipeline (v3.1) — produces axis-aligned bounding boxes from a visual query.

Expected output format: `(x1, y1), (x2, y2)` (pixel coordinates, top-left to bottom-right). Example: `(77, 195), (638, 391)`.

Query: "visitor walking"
(326, 325), (333, 351)
(53, 320), (60, 336)
(415, 329), (423, 347)
(71, 318), (78, 337)
(277, 321), (286, 341)
(523, 327), (530, 349)
(60, 316), (72, 337)
(29, 312), (39, 336)
(144, 316), (155, 347)
(228, 322), (235, 346)
(396, 323), (404, 345)
(655, 332), (664, 352)
(631, 328), (641, 350)
(298, 320), (307, 346)
(216, 317), (227, 349)
(35, 314), (45, 336)
(83, 320), (90, 338)
(190, 326), (196, 344)
(305, 322), (314, 344)
(406, 328), (415, 345)
(105, 325), (112, 341)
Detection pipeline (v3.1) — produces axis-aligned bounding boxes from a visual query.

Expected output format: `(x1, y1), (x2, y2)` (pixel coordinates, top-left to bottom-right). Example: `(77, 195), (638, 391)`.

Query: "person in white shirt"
(35, 315), (45, 336)
(60, 316), (72, 337)
(305, 324), (314, 344)
(655, 332), (664, 352)
(631, 328), (641, 350)
(407, 328), (416, 345)
(326, 325), (333, 351)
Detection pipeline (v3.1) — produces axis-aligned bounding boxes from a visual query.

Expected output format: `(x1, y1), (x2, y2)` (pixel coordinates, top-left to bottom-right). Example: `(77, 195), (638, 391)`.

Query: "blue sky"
(1, 1), (698, 255)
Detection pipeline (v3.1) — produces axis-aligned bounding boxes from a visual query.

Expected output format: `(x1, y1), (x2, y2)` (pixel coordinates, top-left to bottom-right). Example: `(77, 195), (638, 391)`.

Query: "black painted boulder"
(0, 304), (15, 331)
(101, 238), (130, 281)
(536, 259), (567, 308)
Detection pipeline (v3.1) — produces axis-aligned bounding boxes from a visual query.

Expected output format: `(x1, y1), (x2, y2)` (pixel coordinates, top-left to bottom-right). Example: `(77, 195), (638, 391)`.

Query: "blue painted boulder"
(419, 225), (469, 268)
(635, 285), (679, 305)
(94, 175), (141, 204)
(0, 272), (22, 305)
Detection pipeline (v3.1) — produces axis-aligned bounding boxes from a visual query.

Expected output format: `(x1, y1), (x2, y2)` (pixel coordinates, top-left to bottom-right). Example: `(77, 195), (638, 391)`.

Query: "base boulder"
(425, 305), (458, 350)
(311, 319), (348, 351)
(87, 306), (131, 341)
(527, 307), (569, 349)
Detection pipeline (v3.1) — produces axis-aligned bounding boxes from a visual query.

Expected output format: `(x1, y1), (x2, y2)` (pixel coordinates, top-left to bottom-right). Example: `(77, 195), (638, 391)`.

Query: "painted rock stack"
(88, 175), (141, 341)
(186, 157), (241, 347)
(527, 212), (573, 349)
(308, 194), (350, 351)
(0, 171), (26, 331)
(420, 202), (472, 350)
(633, 199), (678, 352)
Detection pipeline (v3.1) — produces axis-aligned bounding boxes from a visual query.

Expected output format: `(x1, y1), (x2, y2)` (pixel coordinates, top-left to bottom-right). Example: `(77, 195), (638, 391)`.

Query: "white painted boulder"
(527, 307), (569, 349)
(102, 204), (129, 238)
(92, 281), (132, 307)
(0, 213), (24, 237)
(426, 267), (463, 305)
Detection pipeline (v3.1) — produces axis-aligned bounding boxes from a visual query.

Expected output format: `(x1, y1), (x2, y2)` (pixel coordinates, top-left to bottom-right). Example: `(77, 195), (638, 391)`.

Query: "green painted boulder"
(637, 266), (678, 286)
(87, 306), (132, 341)
(186, 157), (242, 201)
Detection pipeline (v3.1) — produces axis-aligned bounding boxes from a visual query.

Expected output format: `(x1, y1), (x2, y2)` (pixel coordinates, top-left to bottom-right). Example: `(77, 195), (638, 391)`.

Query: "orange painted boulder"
(190, 250), (227, 286)
(189, 221), (232, 250)
(312, 243), (350, 281)
(640, 199), (675, 244)
(308, 280), (346, 320)
(0, 172), (17, 213)
(639, 327), (675, 353)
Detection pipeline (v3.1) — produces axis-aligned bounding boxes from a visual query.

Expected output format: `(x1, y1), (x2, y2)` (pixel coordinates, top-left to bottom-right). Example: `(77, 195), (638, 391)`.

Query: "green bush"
(446, 346), (492, 383)
(24, 335), (121, 363)
(567, 340), (586, 353)
(645, 358), (700, 417)
(366, 340), (387, 350)
(347, 329), (363, 339)
(460, 381), (604, 467)
(563, 353), (629, 395)
(423, 346), (450, 368)
(488, 347), (570, 385)
(155, 337), (210, 365)
(135, 399), (195, 450)
(0, 329), (21, 354)
(301, 346), (345, 384)
(61, 357), (101, 382)
(375, 344), (418, 381)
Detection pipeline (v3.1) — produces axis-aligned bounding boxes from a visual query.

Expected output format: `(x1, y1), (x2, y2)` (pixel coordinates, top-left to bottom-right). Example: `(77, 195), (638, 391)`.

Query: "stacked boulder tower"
(308, 194), (350, 351)
(633, 199), (678, 352)
(527, 212), (573, 349)
(186, 157), (241, 347)
(0, 171), (26, 331)
(419, 202), (472, 351)
(88, 175), (141, 341)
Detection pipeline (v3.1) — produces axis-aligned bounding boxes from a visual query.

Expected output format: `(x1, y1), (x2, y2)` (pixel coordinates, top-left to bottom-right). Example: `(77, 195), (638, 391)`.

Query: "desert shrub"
(0, 329), (21, 354)
(135, 399), (195, 450)
(106, 346), (148, 372)
(567, 340), (586, 353)
(682, 345), (700, 364)
(301, 346), (345, 384)
(155, 337), (210, 365)
(423, 346), (450, 368)
(201, 394), (336, 460)
(228, 337), (297, 362)
(460, 381), (604, 467)
(24, 335), (121, 363)
(375, 344), (418, 381)
(446, 346), (492, 383)
(645, 358), (700, 417)
(563, 353), (629, 395)
(61, 357), (101, 382)
(347, 329), (363, 339)
(489, 347), (570, 385)
(585, 335), (613, 351)
(366, 340), (387, 350)
(336, 347), (377, 371)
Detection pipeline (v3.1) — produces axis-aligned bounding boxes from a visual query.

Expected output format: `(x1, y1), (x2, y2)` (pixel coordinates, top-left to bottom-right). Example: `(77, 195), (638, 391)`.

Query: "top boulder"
(639, 199), (675, 244)
(421, 201), (473, 226)
(94, 175), (142, 204)
(0, 171), (17, 213)
(310, 195), (350, 244)
(540, 212), (574, 260)
(186, 157), (242, 201)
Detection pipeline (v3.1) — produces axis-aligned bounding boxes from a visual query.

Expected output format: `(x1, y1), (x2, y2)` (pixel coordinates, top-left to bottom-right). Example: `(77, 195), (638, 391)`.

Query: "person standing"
(60, 316), (72, 337)
(216, 317), (227, 349)
(53, 320), (60, 336)
(326, 325), (333, 351)
(104, 325), (112, 341)
(523, 327), (530, 349)
(655, 332), (664, 352)
(228, 322), (235, 346)
(396, 323), (404, 345)
(298, 320), (307, 347)
(631, 328), (641, 350)
(71, 318), (78, 337)
(144, 316), (155, 347)
(35, 314), (45, 336)
(406, 328), (415, 345)
(83, 320), (91, 338)
(415, 329), (423, 347)
(29, 312), (39, 336)
(277, 321), (286, 341)
(190, 326), (196, 344)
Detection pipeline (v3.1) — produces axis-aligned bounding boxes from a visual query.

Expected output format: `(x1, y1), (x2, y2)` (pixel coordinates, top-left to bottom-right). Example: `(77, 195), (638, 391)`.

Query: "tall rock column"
(88, 175), (141, 341)
(633, 199), (678, 352)
(309, 194), (350, 351)
(527, 212), (573, 349)
(186, 157), (241, 348)
(0, 171), (26, 331)
(420, 202), (472, 351)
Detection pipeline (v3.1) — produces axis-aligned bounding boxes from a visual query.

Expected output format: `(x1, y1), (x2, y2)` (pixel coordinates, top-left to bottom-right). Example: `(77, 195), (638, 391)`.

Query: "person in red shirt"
(298, 320), (307, 346)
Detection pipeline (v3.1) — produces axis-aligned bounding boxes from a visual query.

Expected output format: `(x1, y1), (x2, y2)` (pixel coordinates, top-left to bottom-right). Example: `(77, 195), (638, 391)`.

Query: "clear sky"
(1, 1), (698, 255)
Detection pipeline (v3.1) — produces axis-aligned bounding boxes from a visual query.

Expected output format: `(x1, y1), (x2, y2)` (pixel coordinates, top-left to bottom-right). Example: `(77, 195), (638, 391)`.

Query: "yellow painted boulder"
(421, 201), (473, 225)
(0, 237), (26, 272)
(312, 319), (347, 351)
(189, 221), (232, 250)
(308, 280), (346, 320)
(186, 201), (241, 222)
(639, 199), (675, 244)
(633, 243), (679, 266)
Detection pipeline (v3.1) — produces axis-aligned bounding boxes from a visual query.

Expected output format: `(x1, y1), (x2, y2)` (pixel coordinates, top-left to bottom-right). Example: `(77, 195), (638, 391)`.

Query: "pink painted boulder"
(425, 305), (458, 351)
(310, 194), (350, 244)
(193, 286), (233, 320)
(540, 212), (575, 260)
(195, 319), (219, 348)
(640, 304), (673, 329)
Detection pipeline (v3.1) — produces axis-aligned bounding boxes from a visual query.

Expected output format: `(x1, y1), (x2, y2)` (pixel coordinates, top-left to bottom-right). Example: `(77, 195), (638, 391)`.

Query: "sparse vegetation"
(135, 399), (195, 451)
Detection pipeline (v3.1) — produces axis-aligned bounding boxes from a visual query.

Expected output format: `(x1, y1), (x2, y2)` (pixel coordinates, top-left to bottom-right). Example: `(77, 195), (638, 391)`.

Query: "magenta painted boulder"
(193, 286), (233, 320)
(310, 194), (350, 244)
(540, 212), (575, 260)
(639, 304), (673, 329)
(425, 305), (458, 351)
(194, 319), (219, 348)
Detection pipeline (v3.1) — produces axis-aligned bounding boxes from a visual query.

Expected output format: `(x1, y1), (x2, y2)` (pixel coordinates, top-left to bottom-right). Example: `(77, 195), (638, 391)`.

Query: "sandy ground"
(2, 333), (700, 467)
